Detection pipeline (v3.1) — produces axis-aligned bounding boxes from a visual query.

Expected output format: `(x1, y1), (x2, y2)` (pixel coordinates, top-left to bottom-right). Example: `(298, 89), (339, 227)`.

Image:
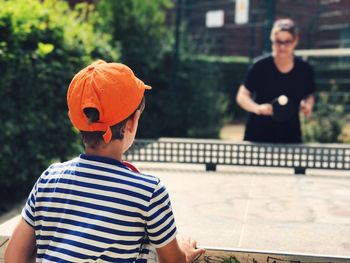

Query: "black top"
(243, 55), (316, 143)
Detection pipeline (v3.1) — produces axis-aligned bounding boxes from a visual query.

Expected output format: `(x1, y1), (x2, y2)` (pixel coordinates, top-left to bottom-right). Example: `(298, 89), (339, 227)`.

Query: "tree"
(0, 0), (118, 212)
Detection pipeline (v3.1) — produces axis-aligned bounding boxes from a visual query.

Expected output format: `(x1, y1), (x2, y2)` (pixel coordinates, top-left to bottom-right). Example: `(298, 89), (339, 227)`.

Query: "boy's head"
(67, 60), (151, 147)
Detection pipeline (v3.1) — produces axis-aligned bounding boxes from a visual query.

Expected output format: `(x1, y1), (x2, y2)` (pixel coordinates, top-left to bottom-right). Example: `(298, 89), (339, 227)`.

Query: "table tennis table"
(125, 138), (350, 261)
(136, 161), (350, 262)
(1, 138), (350, 262)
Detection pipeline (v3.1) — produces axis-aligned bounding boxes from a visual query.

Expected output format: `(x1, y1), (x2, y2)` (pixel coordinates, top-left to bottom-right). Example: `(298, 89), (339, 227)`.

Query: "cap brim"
(136, 77), (152, 90)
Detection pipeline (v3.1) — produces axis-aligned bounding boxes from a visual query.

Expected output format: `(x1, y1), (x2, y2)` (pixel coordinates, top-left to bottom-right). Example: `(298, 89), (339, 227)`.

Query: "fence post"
(263, 0), (275, 54)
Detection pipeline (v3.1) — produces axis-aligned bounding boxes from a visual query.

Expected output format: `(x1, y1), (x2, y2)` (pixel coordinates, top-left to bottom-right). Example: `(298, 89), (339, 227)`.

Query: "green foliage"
(302, 92), (348, 143)
(0, 0), (118, 212)
(97, 0), (173, 72)
(179, 58), (230, 137)
(97, 1), (248, 138)
(138, 55), (232, 138)
(196, 56), (249, 122)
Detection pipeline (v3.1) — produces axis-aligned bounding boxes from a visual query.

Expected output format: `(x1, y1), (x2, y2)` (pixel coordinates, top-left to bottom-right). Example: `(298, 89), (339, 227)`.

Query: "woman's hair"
(80, 97), (145, 148)
(270, 18), (298, 40)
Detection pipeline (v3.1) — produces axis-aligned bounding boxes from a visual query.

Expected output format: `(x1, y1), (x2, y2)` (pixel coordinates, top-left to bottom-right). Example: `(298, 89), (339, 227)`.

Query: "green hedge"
(302, 89), (348, 143)
(136, 55), (249, 138)
(97, 0), (249, 138)
(194, 55), (250, 121)
(0, 0), (118, 213)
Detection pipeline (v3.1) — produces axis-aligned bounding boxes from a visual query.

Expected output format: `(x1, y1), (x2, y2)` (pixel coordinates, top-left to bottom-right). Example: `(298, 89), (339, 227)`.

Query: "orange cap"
(67, 60), (151, 143)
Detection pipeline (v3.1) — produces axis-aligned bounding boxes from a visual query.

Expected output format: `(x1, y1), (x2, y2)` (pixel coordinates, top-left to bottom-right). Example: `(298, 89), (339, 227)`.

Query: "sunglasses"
(273, 39), (294, 47)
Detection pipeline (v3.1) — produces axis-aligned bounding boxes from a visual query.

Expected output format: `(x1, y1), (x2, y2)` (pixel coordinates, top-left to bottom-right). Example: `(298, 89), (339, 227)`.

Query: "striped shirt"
(22, 154), (177, 262)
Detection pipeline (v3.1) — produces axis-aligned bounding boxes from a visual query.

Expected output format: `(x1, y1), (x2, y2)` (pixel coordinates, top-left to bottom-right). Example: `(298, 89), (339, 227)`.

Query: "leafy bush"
(97, 0), (173, 73)
(137, 54), (231, 138)
(138, 54), (248, 138)
(97, 0), (249, 138)
(302, 92), (348, 143)
(194, 55), (250, 122)
(0, 0), (118, 213)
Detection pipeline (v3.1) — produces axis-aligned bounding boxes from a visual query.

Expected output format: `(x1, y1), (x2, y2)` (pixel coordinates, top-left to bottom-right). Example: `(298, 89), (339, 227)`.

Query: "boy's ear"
(126, 110), (141, 133)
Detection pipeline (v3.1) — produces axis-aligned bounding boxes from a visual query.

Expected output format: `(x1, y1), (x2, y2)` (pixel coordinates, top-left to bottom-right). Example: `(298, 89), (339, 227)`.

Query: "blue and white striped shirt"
(22, 154), (177, 262)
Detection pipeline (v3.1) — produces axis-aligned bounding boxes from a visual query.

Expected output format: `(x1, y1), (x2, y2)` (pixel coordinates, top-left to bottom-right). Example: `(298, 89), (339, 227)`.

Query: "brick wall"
(180, 0), (350, 57)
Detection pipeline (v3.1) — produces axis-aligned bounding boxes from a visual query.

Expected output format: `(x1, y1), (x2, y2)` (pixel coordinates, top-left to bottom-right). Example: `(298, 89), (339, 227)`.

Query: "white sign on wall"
(235, 0), (249, 24)
(206, 10), (224, 28)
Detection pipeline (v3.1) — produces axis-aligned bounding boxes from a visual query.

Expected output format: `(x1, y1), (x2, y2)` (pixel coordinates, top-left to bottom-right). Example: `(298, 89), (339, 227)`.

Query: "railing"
(295, 48), (350, 58)
(124, 138), (350, 174)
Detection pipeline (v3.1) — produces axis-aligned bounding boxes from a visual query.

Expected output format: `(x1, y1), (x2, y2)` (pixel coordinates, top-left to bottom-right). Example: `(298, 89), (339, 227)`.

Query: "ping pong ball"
(278, 95), (288, 106)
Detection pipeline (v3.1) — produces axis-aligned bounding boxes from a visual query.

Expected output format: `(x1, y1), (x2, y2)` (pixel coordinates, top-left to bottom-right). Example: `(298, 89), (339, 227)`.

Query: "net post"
(206, 163), (217, 171)
(294, 167), (306, 175)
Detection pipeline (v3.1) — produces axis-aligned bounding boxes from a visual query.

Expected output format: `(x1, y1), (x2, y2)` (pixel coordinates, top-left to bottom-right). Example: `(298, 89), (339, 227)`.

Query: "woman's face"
(271, 31), (298, 58)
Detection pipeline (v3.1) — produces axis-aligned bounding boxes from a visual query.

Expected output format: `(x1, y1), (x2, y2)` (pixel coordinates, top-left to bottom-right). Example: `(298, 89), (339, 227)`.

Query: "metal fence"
(172, 0), (350, 111)
(174, 0), (350, 57)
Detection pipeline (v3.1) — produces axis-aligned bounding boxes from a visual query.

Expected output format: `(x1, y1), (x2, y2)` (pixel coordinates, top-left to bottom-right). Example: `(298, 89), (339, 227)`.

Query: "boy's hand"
(178, 236), (206, 263)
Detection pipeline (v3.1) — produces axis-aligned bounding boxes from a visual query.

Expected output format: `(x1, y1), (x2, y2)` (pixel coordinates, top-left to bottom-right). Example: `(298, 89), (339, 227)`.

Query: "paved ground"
(220, 123), (245, 141)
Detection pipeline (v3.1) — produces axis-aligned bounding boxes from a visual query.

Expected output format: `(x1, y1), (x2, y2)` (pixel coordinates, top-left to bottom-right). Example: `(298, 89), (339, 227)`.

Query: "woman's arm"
(236, 85), (273, 116)
(4, 217), (36, 263)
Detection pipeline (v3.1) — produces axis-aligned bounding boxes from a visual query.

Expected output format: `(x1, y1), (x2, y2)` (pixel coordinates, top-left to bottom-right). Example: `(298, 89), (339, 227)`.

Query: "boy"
(5, 60), (205, 262)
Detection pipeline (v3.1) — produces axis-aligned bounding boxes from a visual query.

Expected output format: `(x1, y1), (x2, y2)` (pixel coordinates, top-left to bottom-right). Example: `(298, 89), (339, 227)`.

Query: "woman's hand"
(300, 95), (315, 117)
(255, 103), (273, 116)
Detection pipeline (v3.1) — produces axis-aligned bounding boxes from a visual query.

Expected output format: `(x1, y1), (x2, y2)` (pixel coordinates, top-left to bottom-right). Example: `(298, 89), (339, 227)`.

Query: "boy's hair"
(81, 97), (145, 148)
(67, 60), (151, 143)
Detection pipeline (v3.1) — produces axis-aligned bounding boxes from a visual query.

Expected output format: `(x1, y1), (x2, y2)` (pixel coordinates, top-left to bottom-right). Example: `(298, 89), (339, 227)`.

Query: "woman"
(236, 18), (316, 143)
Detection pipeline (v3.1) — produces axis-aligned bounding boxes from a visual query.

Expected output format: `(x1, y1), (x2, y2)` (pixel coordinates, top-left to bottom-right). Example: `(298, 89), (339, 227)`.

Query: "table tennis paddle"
(271, 95), (295, 122)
